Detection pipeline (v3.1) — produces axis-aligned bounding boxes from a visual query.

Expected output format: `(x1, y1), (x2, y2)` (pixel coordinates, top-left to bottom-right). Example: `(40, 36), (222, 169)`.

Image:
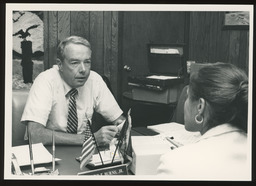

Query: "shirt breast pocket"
(81, 107), (93, 124)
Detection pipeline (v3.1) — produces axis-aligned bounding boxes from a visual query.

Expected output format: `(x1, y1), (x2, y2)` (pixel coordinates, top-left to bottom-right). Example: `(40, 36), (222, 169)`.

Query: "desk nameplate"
(77, 164), (128, 176)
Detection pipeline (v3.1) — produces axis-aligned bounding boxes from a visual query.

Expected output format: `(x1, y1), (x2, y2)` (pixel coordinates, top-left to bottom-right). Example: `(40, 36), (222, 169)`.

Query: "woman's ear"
(197, 98), (206, 115)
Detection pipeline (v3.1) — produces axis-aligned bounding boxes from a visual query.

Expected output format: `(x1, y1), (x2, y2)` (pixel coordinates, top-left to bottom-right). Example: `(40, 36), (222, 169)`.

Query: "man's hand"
(94, 125), (118, 146)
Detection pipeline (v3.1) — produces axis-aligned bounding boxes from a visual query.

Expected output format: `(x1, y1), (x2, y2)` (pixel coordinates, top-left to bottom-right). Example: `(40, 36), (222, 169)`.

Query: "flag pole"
(111, 118), (128, 164)
(111, 137), (123, 164)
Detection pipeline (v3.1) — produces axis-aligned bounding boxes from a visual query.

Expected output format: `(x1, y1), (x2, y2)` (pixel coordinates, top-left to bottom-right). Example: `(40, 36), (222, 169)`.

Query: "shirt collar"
(197, 123), (245, 142)
(63, 80), (72, 97)
(53, 65), (77, 96)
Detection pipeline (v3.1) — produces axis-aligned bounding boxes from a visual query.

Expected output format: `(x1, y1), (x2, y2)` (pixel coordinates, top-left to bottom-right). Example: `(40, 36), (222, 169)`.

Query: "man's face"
(59, 43), (92, 88)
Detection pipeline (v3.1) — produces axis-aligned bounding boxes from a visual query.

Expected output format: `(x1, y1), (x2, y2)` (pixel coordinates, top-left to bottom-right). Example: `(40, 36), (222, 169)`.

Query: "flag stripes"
(80, 123), (96, 170)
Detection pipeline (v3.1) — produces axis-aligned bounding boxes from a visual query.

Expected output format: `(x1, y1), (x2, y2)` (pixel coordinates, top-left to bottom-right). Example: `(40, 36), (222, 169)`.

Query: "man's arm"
(27, 121), (85, 145)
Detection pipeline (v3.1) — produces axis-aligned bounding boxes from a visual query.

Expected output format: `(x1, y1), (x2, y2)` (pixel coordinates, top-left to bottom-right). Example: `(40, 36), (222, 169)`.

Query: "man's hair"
(57, 36), (91, 61)
(189, 62), (248, 132)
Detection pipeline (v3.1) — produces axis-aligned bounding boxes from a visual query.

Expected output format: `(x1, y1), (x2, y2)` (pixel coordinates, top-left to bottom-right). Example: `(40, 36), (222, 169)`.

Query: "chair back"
(12, 89), (29, 146)
(170, 85), (188, 124)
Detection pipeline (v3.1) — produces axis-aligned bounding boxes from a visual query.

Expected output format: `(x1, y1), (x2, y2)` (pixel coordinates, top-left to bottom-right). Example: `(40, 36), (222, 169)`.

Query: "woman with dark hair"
(157, 62), (249, 180)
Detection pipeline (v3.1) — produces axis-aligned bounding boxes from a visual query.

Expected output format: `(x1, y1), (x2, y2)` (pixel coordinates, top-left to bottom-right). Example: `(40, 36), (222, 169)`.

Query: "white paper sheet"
(147, 122), (201, 145)
(11, 143), (61, 166)
(150, 48), (179, 54)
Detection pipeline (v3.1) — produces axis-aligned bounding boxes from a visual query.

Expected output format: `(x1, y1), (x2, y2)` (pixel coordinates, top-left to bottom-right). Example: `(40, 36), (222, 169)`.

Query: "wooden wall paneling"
(152, 11), (186, 43)
(228, 31), (240, 67)
(58, 11), (71, 45)
(189, 11), (249, 74)
(208, 12), (219, 63)
(190, 12), (236, 64)
(122, 12), (151, 77)
(244, 31), (249, 74)
(214, 12), (222, 62)
(103, 11), (117, 97)
(189, 12), (210, 62)
(188, 12), (195, 60)
(43, 11), (49, 70)
(121, 12), (150, 95)
(238, 31), (249, 74)
(48, 11), (58, 68)
(103, 11), (112, 80)
(70, 11), (90, 40)
(188, 12), (199, 61)
(111, 11), (119, 99)
(201, 12), (211, 63)
(216, 12), (230, 63)
(184, 12), (190, 57)
(90, 11), (104, 75)
(134, 12), (153, 75)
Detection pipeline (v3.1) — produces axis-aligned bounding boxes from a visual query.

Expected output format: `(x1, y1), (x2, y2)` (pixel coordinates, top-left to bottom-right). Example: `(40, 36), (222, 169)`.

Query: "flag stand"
(78, 109), (133, 175)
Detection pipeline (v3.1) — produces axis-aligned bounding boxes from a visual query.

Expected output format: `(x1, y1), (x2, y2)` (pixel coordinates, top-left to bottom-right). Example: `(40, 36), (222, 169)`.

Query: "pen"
(52, 130), (55, 172)
(28, 131), (35, 175)
(166, 136), (183, 148)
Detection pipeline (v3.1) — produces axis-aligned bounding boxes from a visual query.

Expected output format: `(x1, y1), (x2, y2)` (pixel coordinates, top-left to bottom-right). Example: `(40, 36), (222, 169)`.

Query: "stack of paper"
(11, 143), (61, 167)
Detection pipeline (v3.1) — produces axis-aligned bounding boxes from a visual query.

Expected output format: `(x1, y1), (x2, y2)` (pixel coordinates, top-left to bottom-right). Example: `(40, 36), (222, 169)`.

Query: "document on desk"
(11, 143), (61, 167)
(147, 122), (201, 145)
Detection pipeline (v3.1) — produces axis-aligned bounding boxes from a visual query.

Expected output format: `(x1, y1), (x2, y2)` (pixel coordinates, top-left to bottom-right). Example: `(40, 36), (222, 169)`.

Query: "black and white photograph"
(4, 3), (253, 181)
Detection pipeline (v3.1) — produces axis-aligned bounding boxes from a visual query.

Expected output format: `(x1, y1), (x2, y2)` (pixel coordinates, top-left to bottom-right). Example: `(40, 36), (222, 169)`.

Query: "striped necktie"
(67, 88), (78, 133)
(80, 120), (96, 170)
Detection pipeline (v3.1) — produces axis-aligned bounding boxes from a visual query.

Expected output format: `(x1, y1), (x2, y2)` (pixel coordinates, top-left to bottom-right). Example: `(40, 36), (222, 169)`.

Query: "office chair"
(170, 85), (188, 125)
(12, 89), (29, 146)
(101, 75), (113, 93)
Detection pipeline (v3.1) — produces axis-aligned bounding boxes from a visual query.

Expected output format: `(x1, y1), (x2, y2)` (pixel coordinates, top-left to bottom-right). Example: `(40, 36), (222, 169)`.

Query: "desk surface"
(20, 129), (142, 175)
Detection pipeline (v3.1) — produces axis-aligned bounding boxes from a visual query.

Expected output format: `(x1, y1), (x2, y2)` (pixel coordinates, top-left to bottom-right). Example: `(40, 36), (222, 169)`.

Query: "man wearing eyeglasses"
(21, 36), (125, 146)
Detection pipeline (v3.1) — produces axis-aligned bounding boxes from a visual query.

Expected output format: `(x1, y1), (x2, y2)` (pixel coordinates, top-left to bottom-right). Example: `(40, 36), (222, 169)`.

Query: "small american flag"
(80, 121), (96, 170)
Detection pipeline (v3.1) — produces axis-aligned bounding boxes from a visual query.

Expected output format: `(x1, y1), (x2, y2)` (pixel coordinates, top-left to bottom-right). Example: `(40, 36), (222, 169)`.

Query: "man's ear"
(197, 98), (206, 115)
(56, 58), (62, 70)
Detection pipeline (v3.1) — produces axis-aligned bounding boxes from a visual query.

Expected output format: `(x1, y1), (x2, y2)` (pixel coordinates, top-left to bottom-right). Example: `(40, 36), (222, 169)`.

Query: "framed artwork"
(222, 11), (249, 30)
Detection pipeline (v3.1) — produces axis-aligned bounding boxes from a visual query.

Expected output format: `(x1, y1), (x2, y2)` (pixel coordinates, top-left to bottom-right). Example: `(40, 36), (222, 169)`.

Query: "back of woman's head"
(189, 62), (248, 132)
